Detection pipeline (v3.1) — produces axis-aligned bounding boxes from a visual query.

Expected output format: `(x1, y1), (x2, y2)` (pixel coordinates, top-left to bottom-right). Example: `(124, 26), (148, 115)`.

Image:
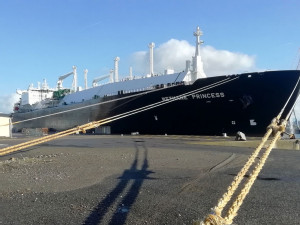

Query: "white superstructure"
(183, 26), (206, 83)
(19, 79), (54, 106)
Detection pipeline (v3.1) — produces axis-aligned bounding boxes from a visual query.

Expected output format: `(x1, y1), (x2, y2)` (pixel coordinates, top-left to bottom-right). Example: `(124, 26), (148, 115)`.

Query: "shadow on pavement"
(83, 139), (155, 225)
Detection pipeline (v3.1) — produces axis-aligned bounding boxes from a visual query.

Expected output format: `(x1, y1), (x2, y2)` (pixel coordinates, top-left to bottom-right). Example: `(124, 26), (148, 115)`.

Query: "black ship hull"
(13, 70), (300, 136)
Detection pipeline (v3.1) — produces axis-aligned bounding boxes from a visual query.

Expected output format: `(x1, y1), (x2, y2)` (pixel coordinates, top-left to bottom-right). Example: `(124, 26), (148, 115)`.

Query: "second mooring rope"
(197, 74), (300, 225)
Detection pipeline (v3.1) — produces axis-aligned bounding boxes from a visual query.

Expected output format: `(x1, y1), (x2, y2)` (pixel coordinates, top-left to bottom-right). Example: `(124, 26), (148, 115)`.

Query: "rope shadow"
(83, 139), (155, 225)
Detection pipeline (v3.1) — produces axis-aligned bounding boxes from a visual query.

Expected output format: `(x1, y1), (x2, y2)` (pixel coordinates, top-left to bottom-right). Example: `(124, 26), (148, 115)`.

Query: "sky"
(0, 0), (300, 116)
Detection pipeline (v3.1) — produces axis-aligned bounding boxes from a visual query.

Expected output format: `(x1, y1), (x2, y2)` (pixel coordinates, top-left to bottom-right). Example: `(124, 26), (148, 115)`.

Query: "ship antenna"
(192, 26), (206, 80)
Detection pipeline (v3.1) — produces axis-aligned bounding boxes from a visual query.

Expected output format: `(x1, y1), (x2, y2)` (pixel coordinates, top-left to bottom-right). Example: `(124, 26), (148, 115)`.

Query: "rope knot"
(76, 122), (99, 134)
(267, 118), (286, 136)
(76, 126), (86, 134)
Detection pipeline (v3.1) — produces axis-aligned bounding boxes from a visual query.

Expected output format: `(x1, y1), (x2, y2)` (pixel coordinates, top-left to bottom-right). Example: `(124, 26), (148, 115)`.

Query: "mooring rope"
(197, 74), (300, 225)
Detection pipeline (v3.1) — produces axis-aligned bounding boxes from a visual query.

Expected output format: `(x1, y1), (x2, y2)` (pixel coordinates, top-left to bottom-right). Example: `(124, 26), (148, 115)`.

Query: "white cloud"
(129, 39), (256, 76)
(0, 93), (19, 114)
(154, 39), (194, 73)
(130, 39), (194, 75)
(202, 46), (255, 76)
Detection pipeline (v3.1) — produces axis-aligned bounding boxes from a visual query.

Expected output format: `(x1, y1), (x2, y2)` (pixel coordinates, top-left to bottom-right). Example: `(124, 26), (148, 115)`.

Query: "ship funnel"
(114, 57), (120, 82)
(148, 42), (155, 76)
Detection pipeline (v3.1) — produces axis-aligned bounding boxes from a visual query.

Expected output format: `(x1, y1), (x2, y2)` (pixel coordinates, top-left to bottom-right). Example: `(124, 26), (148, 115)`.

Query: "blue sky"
(0, 0), (300, 113)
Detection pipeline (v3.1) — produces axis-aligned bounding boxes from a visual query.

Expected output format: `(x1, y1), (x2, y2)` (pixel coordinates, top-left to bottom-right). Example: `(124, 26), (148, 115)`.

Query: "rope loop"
(76, 126), (84, 133)
(279, 119), (287, 132)
(267, 117), (286, 136)
(76, 122), (100, 134)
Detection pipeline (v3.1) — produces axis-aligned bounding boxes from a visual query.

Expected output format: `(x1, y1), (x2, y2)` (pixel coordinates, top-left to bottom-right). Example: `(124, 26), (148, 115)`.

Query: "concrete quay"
(1, 134), (300, 224)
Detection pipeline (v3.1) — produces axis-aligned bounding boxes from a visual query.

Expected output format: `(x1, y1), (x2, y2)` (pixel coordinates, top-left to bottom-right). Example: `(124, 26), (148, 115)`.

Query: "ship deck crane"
(92, 74), (110, 87)
(57, 72), (73, 90)
(57, 66), (77, 91)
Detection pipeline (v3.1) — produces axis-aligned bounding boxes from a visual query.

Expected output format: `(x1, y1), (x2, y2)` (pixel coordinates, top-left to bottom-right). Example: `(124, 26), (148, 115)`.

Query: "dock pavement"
(1, 134), (300, 224)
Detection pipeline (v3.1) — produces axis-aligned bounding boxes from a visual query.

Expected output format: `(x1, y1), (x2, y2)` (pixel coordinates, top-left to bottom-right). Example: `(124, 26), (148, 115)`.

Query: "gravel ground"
(1, 135), (300, 225)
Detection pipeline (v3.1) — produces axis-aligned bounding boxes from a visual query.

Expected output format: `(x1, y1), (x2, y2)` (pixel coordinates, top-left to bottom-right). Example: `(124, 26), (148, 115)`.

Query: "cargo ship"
(12, 27), (300, 136)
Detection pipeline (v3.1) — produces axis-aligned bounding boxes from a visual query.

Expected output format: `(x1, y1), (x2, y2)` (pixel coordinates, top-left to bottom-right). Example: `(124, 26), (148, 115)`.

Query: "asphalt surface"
(1, 135), (300, 225)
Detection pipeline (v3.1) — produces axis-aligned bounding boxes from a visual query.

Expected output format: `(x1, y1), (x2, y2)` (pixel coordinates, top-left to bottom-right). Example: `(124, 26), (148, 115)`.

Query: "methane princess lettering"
(191, 92), (225, 99)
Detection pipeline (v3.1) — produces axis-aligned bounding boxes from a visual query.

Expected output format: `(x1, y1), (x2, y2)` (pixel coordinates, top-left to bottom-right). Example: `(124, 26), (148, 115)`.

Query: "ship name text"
(191, 92), (225, 99)
(161, 92), (225, 101)
(162, 96), (188, 101)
